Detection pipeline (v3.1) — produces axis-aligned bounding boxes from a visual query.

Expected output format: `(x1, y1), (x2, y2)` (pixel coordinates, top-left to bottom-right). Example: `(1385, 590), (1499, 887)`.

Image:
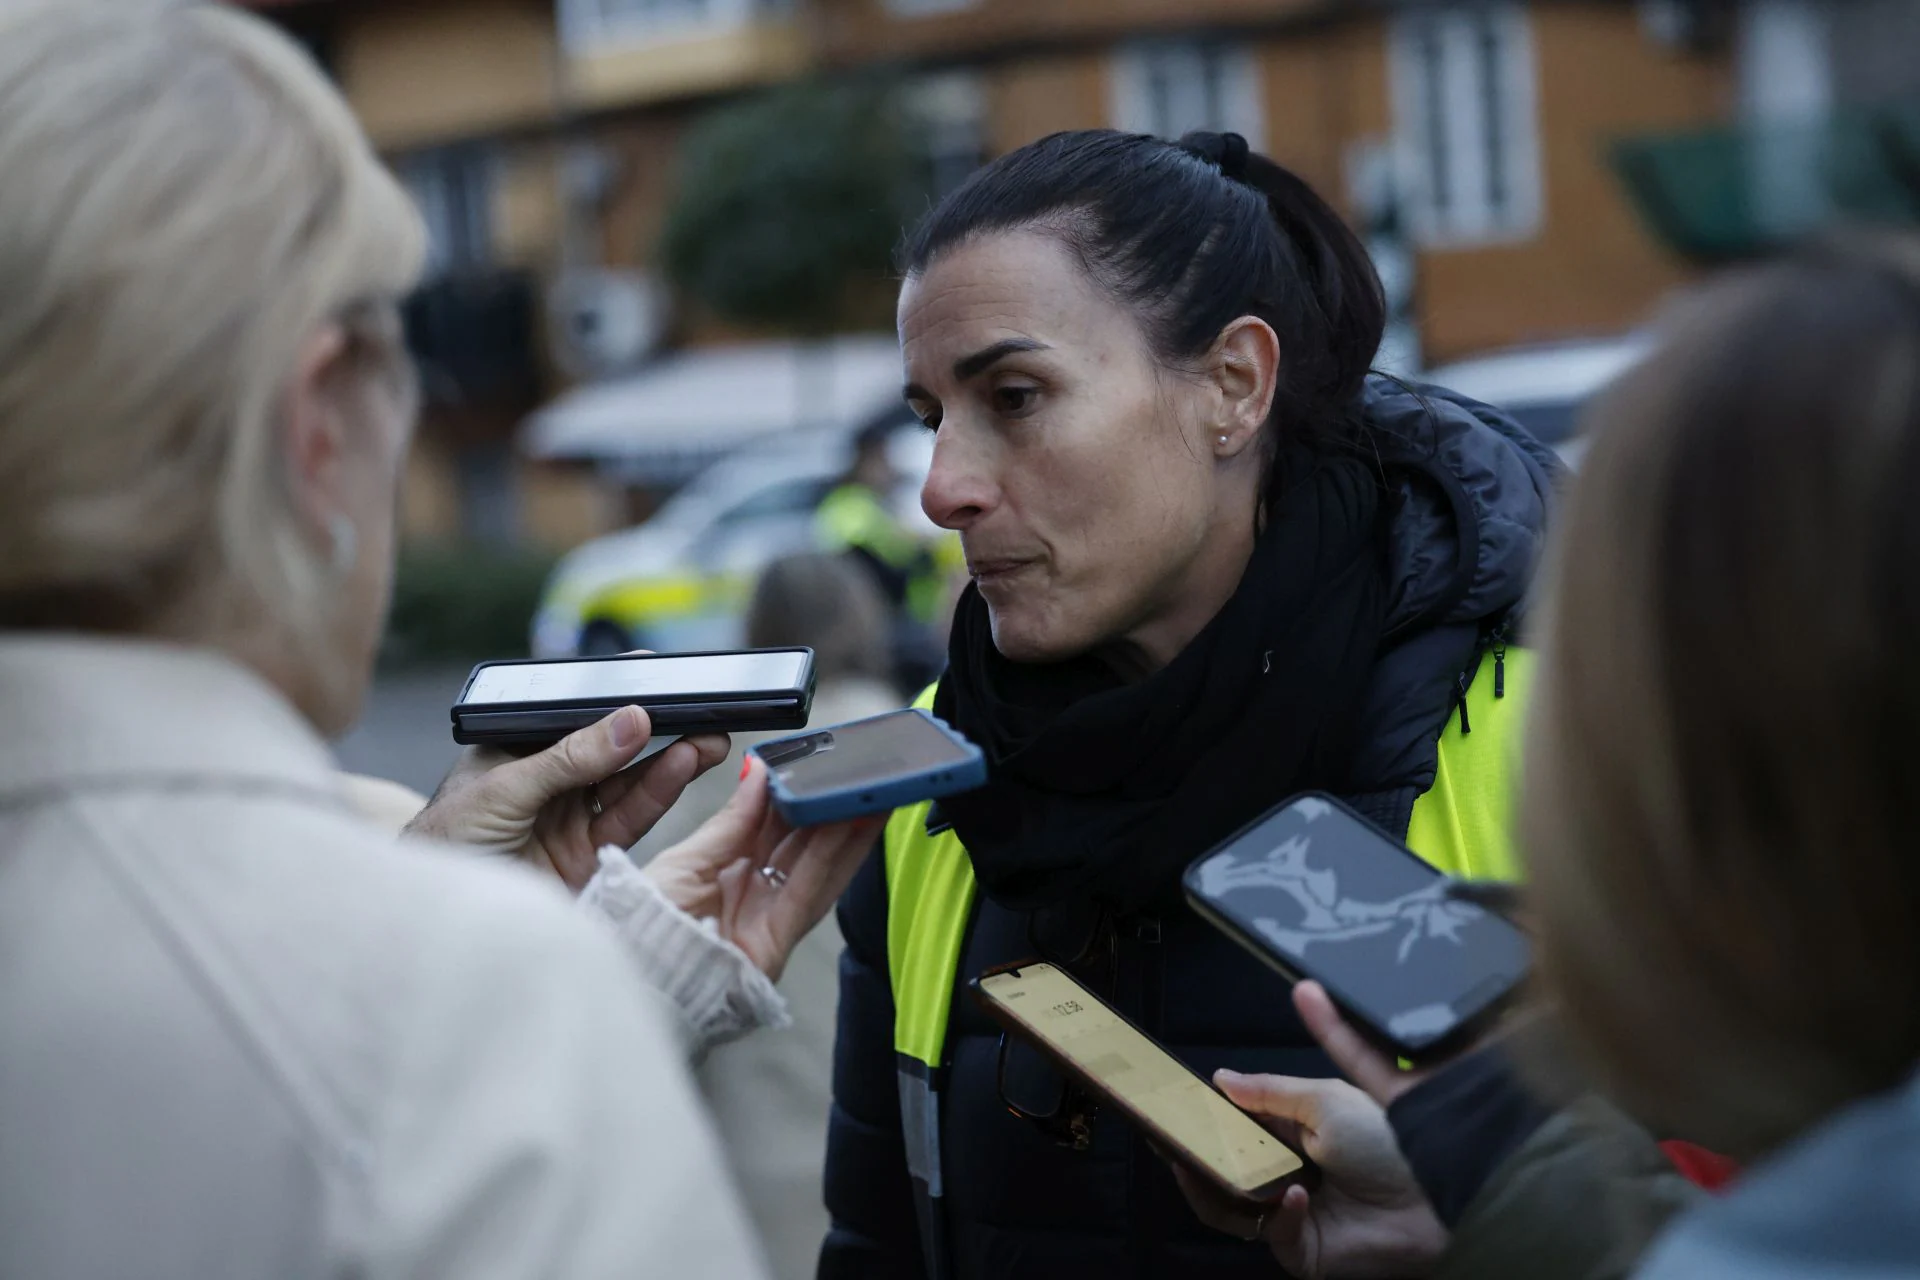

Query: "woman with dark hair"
(822, 128), (1558, 1280)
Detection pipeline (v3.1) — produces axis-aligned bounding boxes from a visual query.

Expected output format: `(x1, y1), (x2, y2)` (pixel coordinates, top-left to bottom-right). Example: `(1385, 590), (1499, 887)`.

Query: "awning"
(521, 334), (906, 481)
(1612, 102), (1920, 262)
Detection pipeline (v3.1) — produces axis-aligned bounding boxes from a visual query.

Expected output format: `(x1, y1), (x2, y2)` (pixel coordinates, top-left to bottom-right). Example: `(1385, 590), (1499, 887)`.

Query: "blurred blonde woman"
(0, 4), (876, 1277)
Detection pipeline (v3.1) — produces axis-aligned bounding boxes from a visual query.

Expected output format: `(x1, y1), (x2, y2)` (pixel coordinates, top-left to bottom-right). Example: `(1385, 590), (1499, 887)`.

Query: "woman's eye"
(992, 385), (1038, 416)
(907, 403), (941, 432)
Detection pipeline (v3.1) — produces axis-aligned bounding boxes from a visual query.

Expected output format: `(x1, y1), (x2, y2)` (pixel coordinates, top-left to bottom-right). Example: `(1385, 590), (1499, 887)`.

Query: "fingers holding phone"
(1169, 1069), (1448, 1278)
(640, 758), (884, 982)
(1290, 982), (1433, 1108)
(408, 705), (731, 890)
(586, 731), (732, 853)
(717, 788), (886, 983)
(1167, 1162), (1299, 1246)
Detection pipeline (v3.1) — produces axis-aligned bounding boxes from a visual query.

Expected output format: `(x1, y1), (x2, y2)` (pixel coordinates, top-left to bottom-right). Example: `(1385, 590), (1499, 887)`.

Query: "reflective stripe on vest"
(883, 649), (1534, 1274)
(885, 680), (978, 1066)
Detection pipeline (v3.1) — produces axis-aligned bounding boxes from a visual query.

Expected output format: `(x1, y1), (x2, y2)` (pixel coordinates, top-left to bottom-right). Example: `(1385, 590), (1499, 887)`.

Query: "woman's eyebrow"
(953, 338), (1050, 381)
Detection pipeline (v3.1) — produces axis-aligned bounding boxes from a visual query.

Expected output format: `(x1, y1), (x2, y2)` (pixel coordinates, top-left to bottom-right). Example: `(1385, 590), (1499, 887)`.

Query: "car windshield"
(716, 477), (835, 526)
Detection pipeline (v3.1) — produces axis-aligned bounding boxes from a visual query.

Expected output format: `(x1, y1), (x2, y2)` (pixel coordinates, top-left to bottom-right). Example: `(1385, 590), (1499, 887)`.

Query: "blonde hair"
(0, 0), (424, 661)
(1523, 235), (1920, 1158)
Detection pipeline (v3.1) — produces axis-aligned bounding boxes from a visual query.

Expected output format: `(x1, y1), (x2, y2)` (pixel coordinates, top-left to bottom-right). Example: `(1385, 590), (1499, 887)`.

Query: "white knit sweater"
(341, 772), (791, 1058)
(577, 846), (791, 1056)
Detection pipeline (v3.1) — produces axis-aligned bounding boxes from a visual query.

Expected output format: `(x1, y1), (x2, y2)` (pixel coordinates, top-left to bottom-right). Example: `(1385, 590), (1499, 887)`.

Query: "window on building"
(1388, 5), (1542, 247)
(907, 72), (988, 199)
(558, 0), (784, 50)
(398, 147), (497, 278)
(1109, 40), (1265, 149)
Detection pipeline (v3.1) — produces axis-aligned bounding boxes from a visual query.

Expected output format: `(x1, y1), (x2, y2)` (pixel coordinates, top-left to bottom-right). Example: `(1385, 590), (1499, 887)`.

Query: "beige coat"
(0, 636), (770, 1280)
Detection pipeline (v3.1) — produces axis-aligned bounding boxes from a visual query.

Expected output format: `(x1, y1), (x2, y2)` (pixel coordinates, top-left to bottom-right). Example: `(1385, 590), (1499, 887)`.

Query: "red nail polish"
(739, 757), (751, 781)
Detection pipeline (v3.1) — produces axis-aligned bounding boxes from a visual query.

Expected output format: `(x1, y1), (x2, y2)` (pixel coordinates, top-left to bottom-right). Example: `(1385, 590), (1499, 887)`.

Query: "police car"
(530, 423), (938, 658)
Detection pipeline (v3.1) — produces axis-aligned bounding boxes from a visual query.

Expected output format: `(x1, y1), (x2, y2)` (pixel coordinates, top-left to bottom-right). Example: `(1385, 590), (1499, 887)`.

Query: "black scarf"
(933, 449), (1388, 915)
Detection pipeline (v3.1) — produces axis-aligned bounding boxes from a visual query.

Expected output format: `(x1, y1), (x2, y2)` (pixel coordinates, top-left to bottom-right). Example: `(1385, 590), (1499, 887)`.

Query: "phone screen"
(461, 652), (808, 707)
(758, 711), (973, 796)
(977, 963), (1304, 1197)
(1189, 796), (1529, 1051)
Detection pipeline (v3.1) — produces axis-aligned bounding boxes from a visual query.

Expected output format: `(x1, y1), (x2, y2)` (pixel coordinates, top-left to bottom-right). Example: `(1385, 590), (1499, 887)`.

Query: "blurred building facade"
(239, 0), (1917, 550)
(1614, 1), (1920, 263)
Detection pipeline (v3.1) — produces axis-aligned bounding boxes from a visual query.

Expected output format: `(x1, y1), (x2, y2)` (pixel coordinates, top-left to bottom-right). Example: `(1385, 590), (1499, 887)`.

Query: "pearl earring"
(1217, 434), (1230, 447)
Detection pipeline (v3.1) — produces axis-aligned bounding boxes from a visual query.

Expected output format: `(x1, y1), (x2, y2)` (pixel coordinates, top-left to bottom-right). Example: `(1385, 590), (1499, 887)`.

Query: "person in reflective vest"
(816, 415), (960, 692)
(820, 128), (1561, 1280)
(815, 416), (954, 628)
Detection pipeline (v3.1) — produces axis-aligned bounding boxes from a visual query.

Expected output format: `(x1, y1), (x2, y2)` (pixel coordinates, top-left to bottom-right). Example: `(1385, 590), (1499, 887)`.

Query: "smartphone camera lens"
(758, 732), (829, 768)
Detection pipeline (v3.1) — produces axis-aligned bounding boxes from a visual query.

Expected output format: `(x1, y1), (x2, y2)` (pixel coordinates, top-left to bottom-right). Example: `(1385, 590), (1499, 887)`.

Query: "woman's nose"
(920, 432), (995, 532)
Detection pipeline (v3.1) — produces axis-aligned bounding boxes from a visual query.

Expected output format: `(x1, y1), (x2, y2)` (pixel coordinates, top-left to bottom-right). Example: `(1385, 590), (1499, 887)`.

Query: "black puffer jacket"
(820, 381), (1559, 1280)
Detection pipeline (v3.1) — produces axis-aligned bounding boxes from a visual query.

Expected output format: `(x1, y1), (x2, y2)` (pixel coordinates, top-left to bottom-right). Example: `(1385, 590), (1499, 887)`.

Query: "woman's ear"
(282, 323), (350, 533)
(1210, 316), (1281, 457)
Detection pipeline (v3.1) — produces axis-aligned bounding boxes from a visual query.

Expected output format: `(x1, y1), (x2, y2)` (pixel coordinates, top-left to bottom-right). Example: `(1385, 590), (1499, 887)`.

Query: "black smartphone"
(450, 648), (815, 747)
(1183, 793), (1529, 1063)
(971, 961), (1307, 1204)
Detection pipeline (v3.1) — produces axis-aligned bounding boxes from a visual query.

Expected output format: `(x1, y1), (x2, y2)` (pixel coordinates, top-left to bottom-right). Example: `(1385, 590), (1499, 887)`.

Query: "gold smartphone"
(971, 961), (1306, 1202)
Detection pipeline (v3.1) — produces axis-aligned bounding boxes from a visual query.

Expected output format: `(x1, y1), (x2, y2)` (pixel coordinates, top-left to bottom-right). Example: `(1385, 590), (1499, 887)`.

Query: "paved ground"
(333, 664), (471, 798)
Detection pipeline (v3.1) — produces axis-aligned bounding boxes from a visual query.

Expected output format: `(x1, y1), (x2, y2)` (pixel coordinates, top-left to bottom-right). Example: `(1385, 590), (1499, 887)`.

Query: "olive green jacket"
(1436, 1097), (1702, 1280)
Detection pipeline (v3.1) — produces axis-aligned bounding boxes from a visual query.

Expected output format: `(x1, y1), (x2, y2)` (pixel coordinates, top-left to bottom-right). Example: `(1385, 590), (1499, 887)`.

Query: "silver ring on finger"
(1241, 1208), (1269, 1242)
(759, 863), (789, 890)
(586, 787), (603, 818)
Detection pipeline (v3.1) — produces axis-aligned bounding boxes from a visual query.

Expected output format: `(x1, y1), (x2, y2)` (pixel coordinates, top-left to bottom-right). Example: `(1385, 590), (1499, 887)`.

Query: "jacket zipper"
(1454, 618), (1514, 736)
(1490, 617), (1511, 700)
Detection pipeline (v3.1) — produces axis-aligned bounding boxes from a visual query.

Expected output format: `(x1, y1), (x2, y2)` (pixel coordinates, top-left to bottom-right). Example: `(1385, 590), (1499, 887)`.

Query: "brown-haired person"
(823, 127), (1559, 1280)
(1177, 236), (1920, 1280)
(633, 554), (904, 1280)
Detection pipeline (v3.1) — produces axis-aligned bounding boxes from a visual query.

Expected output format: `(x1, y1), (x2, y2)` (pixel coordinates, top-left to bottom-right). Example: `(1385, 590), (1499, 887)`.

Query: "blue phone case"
(751, 708), (987, 827)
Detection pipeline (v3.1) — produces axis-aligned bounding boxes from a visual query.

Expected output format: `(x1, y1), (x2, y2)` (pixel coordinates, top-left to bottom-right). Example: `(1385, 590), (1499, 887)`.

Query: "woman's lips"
(968, 558), (1036, 588)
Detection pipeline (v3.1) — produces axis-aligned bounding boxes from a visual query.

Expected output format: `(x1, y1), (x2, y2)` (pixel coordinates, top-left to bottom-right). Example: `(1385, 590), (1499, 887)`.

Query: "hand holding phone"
(410, 705), (731, 892)
(1184, 794), (1530, 1063)
(970, 962), (1307, 1204)
(750, 709), (986, 826)
(643, 759), (883, 984)
(1177, 1063), (1449, 1274)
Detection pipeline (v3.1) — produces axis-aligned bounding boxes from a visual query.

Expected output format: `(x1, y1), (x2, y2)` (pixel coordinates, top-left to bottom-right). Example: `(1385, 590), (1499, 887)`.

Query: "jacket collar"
(1364, 375), (1562, 637)
(0, 633), (344, 803)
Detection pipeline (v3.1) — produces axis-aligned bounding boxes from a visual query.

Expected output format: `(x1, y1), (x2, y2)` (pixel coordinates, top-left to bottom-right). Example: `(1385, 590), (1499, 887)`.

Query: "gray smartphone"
(1184, 793), (1530, 1062)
